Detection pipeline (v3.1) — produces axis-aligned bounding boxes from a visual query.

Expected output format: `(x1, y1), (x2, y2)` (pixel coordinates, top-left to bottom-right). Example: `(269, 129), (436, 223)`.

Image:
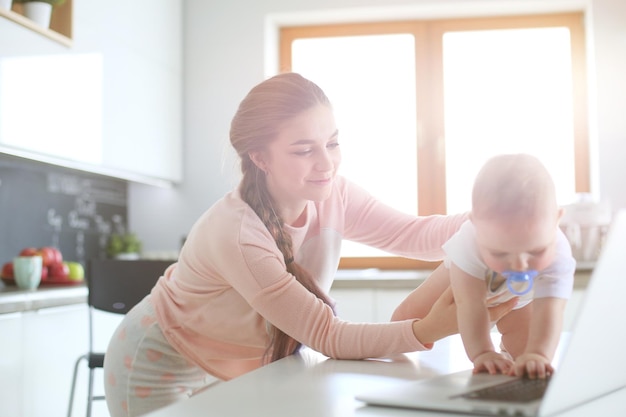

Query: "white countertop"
(143, 333), (625, 417)
(331, 268), (592, 290)
(0, 268), (592, 315)
(331, 269), (432, 289)
(0, 282), (87, 314)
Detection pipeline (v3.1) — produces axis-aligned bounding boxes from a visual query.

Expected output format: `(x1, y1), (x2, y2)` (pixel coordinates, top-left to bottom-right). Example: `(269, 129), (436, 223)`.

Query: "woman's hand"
(411, 287), (518, 346)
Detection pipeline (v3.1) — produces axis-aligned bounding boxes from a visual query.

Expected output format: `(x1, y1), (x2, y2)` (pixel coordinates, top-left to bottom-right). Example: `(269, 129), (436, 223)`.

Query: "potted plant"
(13, 0), (66, 28)
(106, 232), (143, 260)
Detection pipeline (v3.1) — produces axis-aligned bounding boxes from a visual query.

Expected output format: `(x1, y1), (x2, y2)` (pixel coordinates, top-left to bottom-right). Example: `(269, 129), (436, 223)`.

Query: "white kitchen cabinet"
(0, 0), (182, 184)
(22, 304), (89, 417)
(0, 305), (92, 417)
(94, 0), (183, 183)
(0, 289), (130, 417)
(331, 282), (585, 330)
(19, 304), (124, 417)
(330, 288), (415, 323)
(331, 288), (377, 322)
(0, 312), (23, 417)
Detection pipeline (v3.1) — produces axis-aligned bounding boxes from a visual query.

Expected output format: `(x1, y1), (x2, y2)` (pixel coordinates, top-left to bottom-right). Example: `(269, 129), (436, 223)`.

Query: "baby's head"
(470, 154), (563, 274)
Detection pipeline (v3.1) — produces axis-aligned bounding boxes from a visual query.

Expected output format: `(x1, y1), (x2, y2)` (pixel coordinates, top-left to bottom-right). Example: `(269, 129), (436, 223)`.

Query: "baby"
(393, 154), (575, 378)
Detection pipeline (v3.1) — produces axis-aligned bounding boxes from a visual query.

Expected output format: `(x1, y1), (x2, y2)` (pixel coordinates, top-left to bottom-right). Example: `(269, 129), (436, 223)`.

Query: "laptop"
(356, 209), (626, 416)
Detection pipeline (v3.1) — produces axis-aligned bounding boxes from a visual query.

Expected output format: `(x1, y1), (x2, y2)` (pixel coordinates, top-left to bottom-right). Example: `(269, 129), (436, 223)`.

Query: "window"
(280, 13), (588, 269)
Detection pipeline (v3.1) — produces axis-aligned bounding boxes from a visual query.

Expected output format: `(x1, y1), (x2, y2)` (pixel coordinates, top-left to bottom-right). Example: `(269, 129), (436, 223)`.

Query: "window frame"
(280, 12), (588, 270)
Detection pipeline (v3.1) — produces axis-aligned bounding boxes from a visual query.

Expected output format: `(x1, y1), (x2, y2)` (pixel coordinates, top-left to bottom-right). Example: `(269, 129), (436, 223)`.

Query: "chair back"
(87, 259), (174, 314)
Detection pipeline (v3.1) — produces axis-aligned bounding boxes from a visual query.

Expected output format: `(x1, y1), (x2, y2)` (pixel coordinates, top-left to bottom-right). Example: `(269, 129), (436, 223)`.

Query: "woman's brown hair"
(230, 73), (336, 363)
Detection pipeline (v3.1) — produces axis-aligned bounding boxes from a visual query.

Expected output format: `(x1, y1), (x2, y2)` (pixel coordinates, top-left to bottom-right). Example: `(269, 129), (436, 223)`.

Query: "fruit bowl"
(2, 246), (85, 287)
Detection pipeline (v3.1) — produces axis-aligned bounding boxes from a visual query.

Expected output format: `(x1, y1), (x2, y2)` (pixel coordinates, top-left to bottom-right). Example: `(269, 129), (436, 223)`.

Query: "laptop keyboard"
(458, 377), (550, 403)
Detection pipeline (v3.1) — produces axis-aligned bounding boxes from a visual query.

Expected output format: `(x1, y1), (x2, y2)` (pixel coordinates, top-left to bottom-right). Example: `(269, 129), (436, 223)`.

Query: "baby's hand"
(508, 353), (554, 379)
(473, 351), (514, 375)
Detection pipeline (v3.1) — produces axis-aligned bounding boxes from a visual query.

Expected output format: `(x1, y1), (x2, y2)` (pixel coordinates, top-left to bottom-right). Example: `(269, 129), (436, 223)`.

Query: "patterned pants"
(103, 296), (220, 417)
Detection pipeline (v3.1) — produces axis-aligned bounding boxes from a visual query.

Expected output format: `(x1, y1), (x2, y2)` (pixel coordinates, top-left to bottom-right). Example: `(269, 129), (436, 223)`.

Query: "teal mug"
(13, 256), (43, 290)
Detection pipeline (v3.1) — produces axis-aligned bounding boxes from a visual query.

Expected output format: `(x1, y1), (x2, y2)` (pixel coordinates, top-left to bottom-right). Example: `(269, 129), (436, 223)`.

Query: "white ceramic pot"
(22, 1), (53, 28)
(0, 0), (13, 10)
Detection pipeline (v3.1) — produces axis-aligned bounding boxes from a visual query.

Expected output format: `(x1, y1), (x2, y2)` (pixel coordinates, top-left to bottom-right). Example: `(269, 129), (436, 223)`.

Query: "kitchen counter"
(143, 334), (626, 417)
(331, 268), (593, 290)
(332, 269), (433, 289)
(0, 268), (592, 315)
(0, 281), (87, 314)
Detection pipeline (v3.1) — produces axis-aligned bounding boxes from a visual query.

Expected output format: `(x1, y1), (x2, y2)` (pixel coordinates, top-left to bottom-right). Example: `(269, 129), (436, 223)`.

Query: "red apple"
(36, 247), (60, 267)
(48, 262), (70, 281)
(51, 247), (63, 264)
(19, 247), (38, 257)
(41, 265), (49, 281)
(1, 262), (14, 279)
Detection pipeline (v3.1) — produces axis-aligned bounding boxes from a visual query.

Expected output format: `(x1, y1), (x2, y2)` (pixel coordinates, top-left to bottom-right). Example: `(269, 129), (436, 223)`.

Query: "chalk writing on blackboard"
(0, 156), (128, 265)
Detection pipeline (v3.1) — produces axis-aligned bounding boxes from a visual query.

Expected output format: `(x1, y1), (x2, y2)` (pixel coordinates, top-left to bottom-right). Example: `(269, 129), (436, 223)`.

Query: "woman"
(103, 73), (514, 417)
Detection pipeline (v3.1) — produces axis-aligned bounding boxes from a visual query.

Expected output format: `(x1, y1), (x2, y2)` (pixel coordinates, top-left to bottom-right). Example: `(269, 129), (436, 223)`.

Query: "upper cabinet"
(0, 0), (182, 185)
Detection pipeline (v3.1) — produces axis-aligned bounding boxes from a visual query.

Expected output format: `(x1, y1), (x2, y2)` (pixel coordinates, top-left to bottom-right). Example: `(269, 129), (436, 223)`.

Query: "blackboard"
(0, 155), (128, 268)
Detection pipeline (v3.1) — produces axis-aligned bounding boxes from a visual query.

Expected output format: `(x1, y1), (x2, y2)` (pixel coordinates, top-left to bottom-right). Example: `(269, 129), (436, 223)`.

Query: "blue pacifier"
(502, 270), (538, 296)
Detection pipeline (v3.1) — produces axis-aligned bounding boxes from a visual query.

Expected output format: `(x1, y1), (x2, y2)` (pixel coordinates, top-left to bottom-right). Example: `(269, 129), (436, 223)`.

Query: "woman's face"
(251, 104), (341, 222)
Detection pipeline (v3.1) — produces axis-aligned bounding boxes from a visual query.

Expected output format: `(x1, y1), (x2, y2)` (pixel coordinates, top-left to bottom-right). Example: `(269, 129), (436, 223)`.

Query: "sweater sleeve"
(339, 178), (468, 261)
(224, 207), (430, 359)
(152, 188), (433, 381)
(241, 241), (429, 359)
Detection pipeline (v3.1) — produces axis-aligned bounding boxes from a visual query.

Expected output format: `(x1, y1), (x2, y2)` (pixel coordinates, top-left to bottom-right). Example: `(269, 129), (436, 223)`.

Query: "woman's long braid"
(240, 163), (335, 363)
(231, 73), (336, 363)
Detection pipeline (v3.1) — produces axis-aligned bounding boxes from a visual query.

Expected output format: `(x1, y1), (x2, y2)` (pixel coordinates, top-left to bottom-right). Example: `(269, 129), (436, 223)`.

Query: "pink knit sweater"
(151, 176), (466, 380)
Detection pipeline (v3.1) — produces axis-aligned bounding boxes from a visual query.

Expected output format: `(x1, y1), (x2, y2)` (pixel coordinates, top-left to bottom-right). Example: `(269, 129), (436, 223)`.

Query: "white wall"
(128, 0), (626, 253)
(590, 0), (626, 211)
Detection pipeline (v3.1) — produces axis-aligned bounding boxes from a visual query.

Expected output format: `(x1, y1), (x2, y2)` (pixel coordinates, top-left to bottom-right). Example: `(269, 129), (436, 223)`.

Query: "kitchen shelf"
(0, 0), (72, 47)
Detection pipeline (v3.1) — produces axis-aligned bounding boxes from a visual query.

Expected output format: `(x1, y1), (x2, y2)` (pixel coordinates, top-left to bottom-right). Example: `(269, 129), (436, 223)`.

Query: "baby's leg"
(391, 263), (450, 321)
(496, 303), (533, 359)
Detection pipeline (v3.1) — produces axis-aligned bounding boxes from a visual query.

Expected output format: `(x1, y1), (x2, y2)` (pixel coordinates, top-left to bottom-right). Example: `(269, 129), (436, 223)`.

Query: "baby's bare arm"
(449, 264), (513, 373)
(391, 263), (450, 321)
(509, 297), (567, 378)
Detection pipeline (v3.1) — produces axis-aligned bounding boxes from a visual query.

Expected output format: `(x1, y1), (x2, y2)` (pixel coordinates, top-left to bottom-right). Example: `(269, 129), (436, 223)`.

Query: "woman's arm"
(339, 178), (468, 260)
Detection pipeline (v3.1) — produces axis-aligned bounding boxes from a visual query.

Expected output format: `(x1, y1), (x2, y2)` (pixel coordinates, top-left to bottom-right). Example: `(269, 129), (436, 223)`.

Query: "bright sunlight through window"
(292, 34), (417, 258)
(443, 27), (576, 214)
(290, 25), (578, 260)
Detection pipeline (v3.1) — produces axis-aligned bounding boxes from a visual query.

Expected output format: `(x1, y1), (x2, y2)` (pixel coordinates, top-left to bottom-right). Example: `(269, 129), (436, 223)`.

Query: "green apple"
(64, 261), (85, 281)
